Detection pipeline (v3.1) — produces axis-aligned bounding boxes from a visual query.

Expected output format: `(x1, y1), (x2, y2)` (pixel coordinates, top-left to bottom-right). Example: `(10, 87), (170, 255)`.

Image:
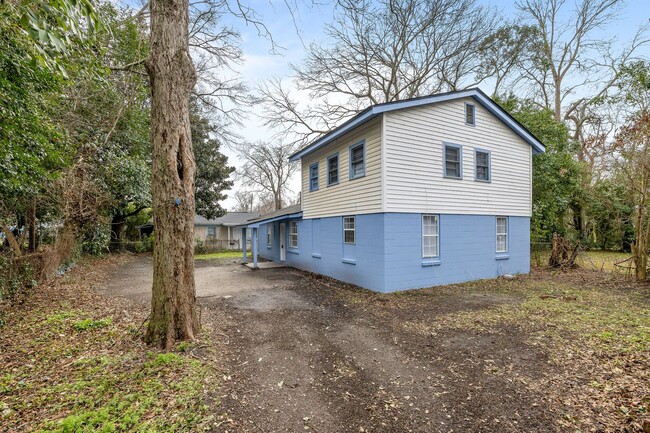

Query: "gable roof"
(194, 212), (261, 227)
(289, 88), (545, 162)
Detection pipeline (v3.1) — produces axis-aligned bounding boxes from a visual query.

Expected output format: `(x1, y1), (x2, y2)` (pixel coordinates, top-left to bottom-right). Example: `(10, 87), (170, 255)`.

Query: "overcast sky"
(126, 0), (650, 211)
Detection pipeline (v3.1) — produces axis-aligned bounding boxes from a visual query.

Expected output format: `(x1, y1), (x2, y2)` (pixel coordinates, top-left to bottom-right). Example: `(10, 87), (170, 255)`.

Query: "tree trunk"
(110, 212), (126, 251)
(144, 0), (199, 349)
(27, 200), (36, 252)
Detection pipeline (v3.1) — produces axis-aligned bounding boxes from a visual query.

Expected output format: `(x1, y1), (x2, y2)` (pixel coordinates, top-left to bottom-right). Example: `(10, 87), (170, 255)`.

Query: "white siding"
(384, 98), (532, 216)
(301, 117), (382, 218)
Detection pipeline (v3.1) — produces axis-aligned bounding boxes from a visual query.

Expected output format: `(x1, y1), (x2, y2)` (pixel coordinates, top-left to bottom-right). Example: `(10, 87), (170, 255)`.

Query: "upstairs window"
(496, 217), (508, 253)
(309, 162), (319, 191)
(422, 215), (439, 258)
(289, 221), (298, 248)
(475, 149), (490, 182)
(349, 142), (365, 179)
(343, 216), (356, 244)
(327, 154), (339, 185)
(465, 103), (476, 125)
(444, 143), (462, 179)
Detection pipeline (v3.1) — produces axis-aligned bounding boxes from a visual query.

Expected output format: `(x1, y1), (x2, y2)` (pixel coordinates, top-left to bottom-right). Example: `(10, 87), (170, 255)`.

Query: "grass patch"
(0, 256), (217, 433)
(577, 250), (632, 273)
(195, 250), (251, 260)
(532, 249), (632, 273)
(72, 318), (112, 332)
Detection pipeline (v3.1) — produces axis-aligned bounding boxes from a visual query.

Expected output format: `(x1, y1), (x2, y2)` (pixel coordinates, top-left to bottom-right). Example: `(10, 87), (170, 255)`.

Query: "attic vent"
(465, 103), (476, 126)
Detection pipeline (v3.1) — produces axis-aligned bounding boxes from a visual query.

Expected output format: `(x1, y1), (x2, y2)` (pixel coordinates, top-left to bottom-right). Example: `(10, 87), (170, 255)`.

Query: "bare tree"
(232, 189), (255, 212)
(614, 112), (650, 280)
(515, 0), (649, 238)
(145, 0), (199, 349)
(475, 24), (539, 96)
(260, 0), (497, 147)
(516, 0), (649, 125)
(189, 0), (256, 145)
(233, 141), (299, 211)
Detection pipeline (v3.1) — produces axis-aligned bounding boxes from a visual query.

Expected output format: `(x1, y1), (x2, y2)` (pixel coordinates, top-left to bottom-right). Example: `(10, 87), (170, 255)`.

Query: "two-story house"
(242, 88), (545, 293)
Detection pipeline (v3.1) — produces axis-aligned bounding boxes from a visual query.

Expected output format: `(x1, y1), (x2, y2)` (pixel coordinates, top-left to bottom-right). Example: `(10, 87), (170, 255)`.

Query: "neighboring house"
(242, 88), (545, 293)
(195, 212), (260, 249)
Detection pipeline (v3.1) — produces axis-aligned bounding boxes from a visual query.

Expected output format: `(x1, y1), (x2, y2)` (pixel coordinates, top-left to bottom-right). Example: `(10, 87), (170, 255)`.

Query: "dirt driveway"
(203, 276), (561, 432)
(100, 257), (562, 432)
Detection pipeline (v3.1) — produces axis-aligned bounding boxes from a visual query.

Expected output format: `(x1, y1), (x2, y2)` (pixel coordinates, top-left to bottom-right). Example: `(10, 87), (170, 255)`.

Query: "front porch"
(241, 204), (303, 269)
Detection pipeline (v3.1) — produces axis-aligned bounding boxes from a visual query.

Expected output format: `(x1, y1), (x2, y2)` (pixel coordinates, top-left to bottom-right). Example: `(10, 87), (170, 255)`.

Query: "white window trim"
(343, 216), (356, 244)
(422, 214), (439, 258)
(289, 221), (298, 248)
(496, 216), (508, 253)
(267, 224), (272, 248)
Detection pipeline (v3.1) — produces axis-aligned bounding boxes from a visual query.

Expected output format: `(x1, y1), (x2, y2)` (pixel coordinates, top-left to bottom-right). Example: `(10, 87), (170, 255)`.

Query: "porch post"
(242, 227), (247, 264)
(252, 227), (259, 269)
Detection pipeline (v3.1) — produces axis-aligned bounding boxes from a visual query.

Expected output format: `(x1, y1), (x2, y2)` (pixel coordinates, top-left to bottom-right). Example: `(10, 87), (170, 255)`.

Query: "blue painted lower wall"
(255, 213), (530, 293)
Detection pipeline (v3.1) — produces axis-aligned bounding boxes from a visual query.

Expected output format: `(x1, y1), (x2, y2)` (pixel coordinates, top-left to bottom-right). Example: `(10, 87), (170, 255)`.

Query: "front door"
(280, 222), (286, 262)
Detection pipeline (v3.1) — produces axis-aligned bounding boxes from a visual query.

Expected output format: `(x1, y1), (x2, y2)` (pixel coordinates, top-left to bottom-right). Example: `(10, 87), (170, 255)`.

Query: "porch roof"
(245, 204), (303, 229)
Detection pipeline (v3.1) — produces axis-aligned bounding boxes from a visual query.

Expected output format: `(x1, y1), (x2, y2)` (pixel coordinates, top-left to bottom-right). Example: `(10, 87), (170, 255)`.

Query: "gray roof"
(289, 88), (545, 162)
(194, 212), (261, 227)
(247, 204), (302, 225)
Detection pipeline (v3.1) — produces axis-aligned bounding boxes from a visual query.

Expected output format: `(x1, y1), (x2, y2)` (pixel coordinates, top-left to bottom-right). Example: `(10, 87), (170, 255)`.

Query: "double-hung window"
(422, 215), (439, 258)
(343, 216), (355, 244)
(444, 143), (462, 179)
(327, 154), (339, 185)
(349, 142), (365, 179)
(289, 221), (298, 248)
(309, 162), (319, 191)
(207, 226), (216, 239)
(496, 217), (508, 253)
(465, 103), (476, 125)
(475, 150), (490, 182)
(267, 225), (272, 248)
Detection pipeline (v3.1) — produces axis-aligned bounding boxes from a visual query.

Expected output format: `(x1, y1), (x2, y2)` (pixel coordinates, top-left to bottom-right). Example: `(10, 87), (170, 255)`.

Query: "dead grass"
(391, 269), (650, 432)
(0, 255), (219, 432)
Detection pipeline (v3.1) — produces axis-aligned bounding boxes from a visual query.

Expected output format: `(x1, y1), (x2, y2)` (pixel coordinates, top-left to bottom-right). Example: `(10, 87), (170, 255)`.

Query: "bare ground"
(205, 273), (559, 433)
(93, 255), (650, 433)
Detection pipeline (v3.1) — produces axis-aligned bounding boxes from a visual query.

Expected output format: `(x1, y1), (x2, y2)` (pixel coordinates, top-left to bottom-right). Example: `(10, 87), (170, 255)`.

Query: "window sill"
(312, 253), (322, 259)
(288, 249), (300, 255)
(443, 175), (463, 180)
(342, 258), (356, 265)
(327, 182), (339, 187)
(474, 178), (491, 183)
(267, 245), (272, 249)
(309, 187), (319, 192)
(421, 260), (441, 267)
(495, 254), (510, 260)
(349, 174), (365, 181)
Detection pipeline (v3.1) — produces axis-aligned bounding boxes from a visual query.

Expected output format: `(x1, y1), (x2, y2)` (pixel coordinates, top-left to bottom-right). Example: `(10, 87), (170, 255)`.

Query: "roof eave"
(246, 212), (303, 228)
(287, 88), (545, 161)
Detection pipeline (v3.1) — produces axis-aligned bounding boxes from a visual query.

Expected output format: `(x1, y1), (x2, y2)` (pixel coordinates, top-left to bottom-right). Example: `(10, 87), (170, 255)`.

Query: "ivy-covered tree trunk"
(144, 0), (199, 349)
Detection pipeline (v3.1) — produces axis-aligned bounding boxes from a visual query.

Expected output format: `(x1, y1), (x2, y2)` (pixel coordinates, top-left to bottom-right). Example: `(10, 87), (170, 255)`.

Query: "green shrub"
(194, 238), (206, 255)
(81, 225), (110, 256)
(134, 234), (153, 253)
